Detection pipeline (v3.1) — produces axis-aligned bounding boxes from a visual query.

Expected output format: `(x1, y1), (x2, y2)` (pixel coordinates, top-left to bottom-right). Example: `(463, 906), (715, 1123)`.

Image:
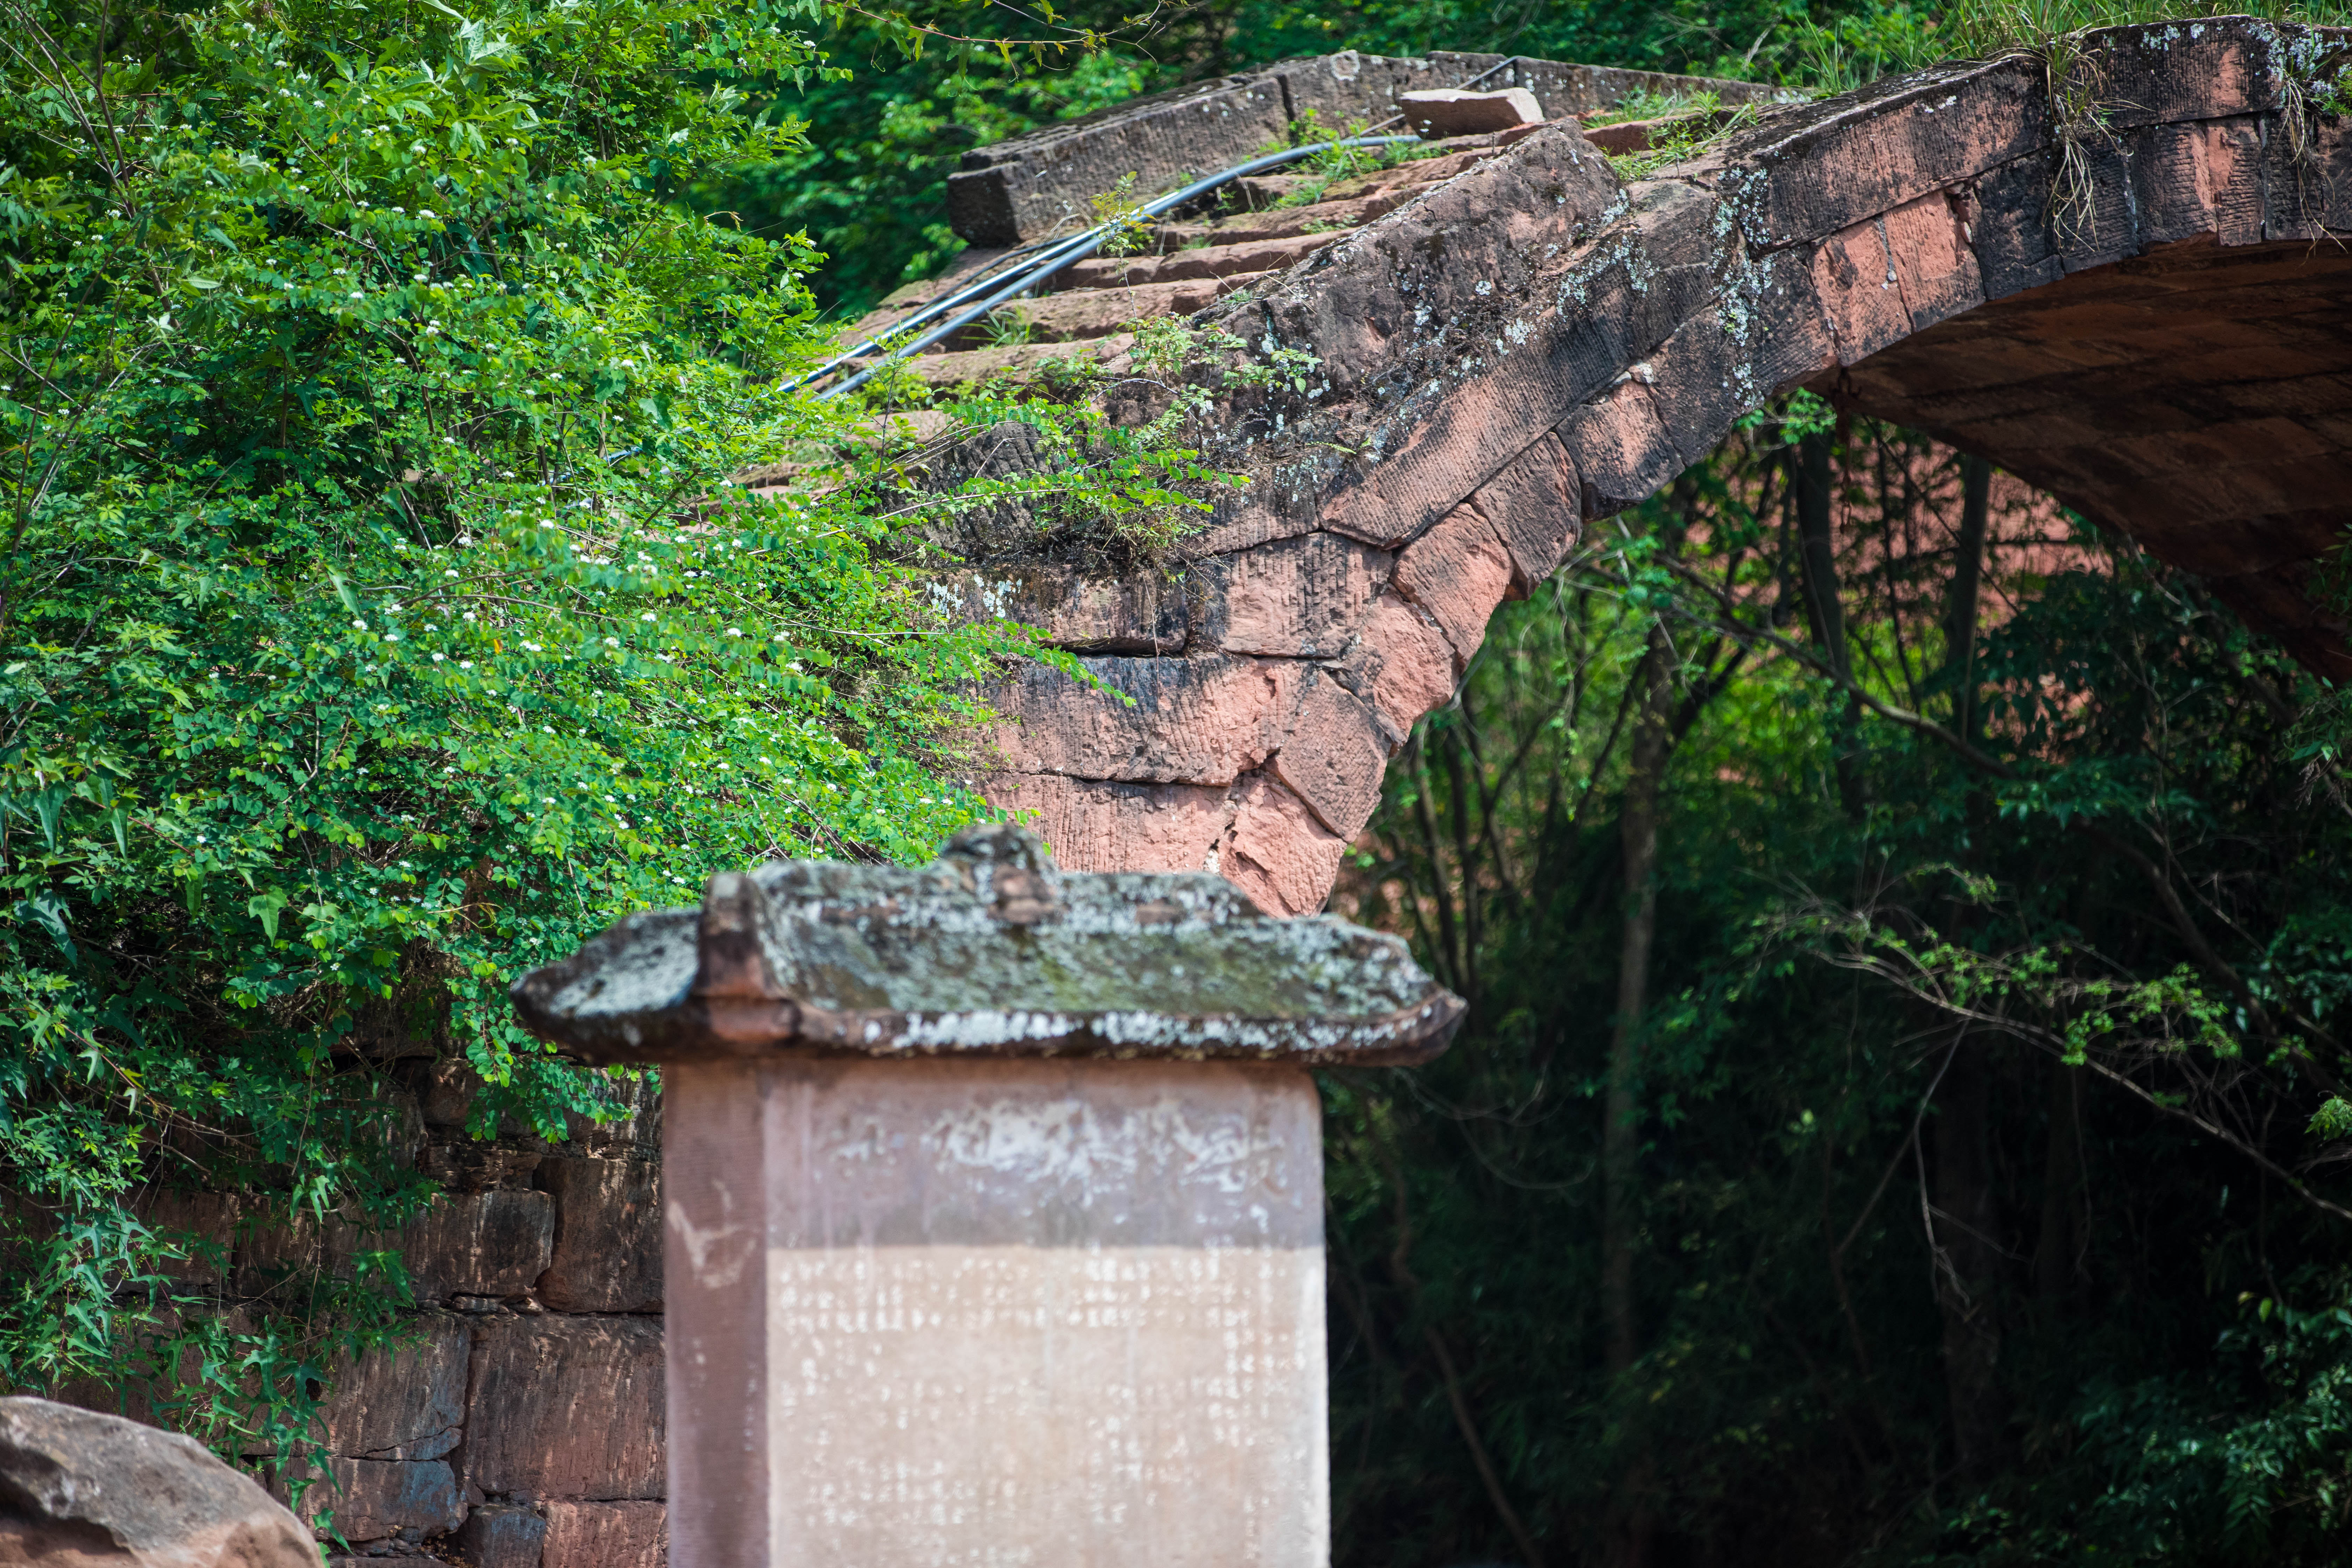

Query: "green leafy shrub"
(0, 0), (1130, 1480)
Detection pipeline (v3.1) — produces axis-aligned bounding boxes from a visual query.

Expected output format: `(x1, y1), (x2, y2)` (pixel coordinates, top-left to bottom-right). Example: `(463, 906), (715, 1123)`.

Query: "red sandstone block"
(288, 1457), (463, 1543)
(456, 1503), (546, 1568)
(1469, 432), (1582, 589)
(1272, 669), (1392, 839)
(1640, 307), (1759, 466)
(405, 1190), (554, 1302)
(1556, 379), (1681, 517)
(237, 1190), (552, 1303)
(1730, 56), (2043, 250)
(535, 1156), (661, 1314)
(1811, 216), (1913, 366)
(932, 564), (1187, 654)
(991, 654), (1290, 786)
(1210, 532), (1392, 657)
(1883, 188), (1986, 332)
(1331, 593), (1460, 746)
(2086, 18), (2277, 128)
(1059, 233), (1333, 290)
(1393, 504), (1516, 667)
(907, 334), (1131, 391)
(949, 279), (1231, 348)
(464, 1316), (665, 1501)
(2130, 119), (2263, 248)
(132, 1189), (240, 1291)
(1218, 774), (1349, 917)
(542, 1502), (666, 1568)
(321, 1311), (470, 1462)
(981, 772), (1231, 875)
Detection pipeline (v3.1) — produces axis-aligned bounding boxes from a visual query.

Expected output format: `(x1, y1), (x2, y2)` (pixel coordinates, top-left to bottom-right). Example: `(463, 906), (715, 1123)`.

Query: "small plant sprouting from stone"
(1090, 172), (1155, 258)
(981, 307), (1034, 347)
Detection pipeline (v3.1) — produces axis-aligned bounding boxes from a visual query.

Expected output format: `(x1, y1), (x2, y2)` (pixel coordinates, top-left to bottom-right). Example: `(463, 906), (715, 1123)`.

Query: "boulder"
(0, 1396), (314, 1568)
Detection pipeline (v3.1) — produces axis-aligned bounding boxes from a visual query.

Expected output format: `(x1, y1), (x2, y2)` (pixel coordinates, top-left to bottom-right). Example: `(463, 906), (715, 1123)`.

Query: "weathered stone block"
(304, 1457), (464, 1543)
(1398, 86), (1543, 138)
(535, 1156), (661, 1314)
(1329, 592), (1459, 746)
(464, 1316), (664, 1501)
(457, 1503), (547, 1568)
(1726, 55), (2044, 250)
(993, 654), (1289, 785)
(981, 773), (1231, 875)
(1557, 378), (1682, 517)
(947, 76), (1288, 245)
(1272, 668), (1392, 840)
(541, 1501), (665, 1568)
(932, 563), (1189, 654)
(132, 1189), (240, 1290)
(2130, 118), (2264, 249)
(1468, 432), (1582, 589)
(1205, 532), (1391, 657)
(1220, 773), (1350, 917)
(238, 1191), (551, 1305)
(403, 1190), (554, 1302)
(321, 1311), (469, 1461)
(1393, 503), (1516, 666)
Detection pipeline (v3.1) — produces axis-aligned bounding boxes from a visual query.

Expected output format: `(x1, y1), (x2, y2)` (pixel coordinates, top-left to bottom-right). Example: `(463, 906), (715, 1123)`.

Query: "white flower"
(639, 612), (656, 622)
(724, 627), (742, 637)
(603, 637), (620, 646)
(541, 726), (554, 733)
(384, 632), (401, 642)
(431, 652), (446, 662)
(351, 618), (367, 629)
(419, 209), (437, 220)
(459, 660), (473, 668)
(444, 569), (459, 578)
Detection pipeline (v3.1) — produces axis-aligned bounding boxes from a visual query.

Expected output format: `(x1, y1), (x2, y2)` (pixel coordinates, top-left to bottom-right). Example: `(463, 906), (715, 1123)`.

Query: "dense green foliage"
(1320, 426), (2352, 1566)
(0, 0), (1212, 1480)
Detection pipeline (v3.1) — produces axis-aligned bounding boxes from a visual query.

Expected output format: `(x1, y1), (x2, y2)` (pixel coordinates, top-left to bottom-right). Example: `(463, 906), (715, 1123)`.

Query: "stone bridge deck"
(861, 24), (2352, 915)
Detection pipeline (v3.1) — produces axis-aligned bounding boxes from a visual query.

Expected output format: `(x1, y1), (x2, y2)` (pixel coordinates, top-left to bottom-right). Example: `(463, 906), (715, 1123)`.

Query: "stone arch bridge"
(856, 20), (2352, 915)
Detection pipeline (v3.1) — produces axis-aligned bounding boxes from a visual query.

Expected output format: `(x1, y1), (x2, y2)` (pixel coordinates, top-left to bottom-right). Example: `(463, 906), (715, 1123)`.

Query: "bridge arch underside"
(1835, 235), (2352, 678)
(967, 22), (2352, 915)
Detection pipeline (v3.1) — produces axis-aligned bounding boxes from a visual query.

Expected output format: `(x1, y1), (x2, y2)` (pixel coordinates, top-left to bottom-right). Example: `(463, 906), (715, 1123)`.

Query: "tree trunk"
(1933, 1035), (2009, 1481)
(1945, 455), (1993, 743)
(1793, 433), (1864, 816)
(1601, 624), (1676, 1568)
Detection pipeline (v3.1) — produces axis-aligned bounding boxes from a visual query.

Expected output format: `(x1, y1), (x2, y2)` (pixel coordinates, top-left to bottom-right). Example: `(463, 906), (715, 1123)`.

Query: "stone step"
(1153, 189), (1429, 250)
(1055, 233), (1338, 291)
(944, 276), (1255, 349)
(906, 332), (1135, 391)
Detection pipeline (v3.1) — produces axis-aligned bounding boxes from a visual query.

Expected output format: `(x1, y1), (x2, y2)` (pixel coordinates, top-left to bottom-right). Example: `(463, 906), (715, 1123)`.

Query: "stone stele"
(511, 822), (1462, 1568)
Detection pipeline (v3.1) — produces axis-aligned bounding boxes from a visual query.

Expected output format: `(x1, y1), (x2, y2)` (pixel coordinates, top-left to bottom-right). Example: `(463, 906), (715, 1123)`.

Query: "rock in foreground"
(0, 1397), (315, 1568)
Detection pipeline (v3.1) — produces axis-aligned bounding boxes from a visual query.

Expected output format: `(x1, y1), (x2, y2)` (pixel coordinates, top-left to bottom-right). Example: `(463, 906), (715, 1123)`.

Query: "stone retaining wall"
(70, 1064), (665, 1568)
